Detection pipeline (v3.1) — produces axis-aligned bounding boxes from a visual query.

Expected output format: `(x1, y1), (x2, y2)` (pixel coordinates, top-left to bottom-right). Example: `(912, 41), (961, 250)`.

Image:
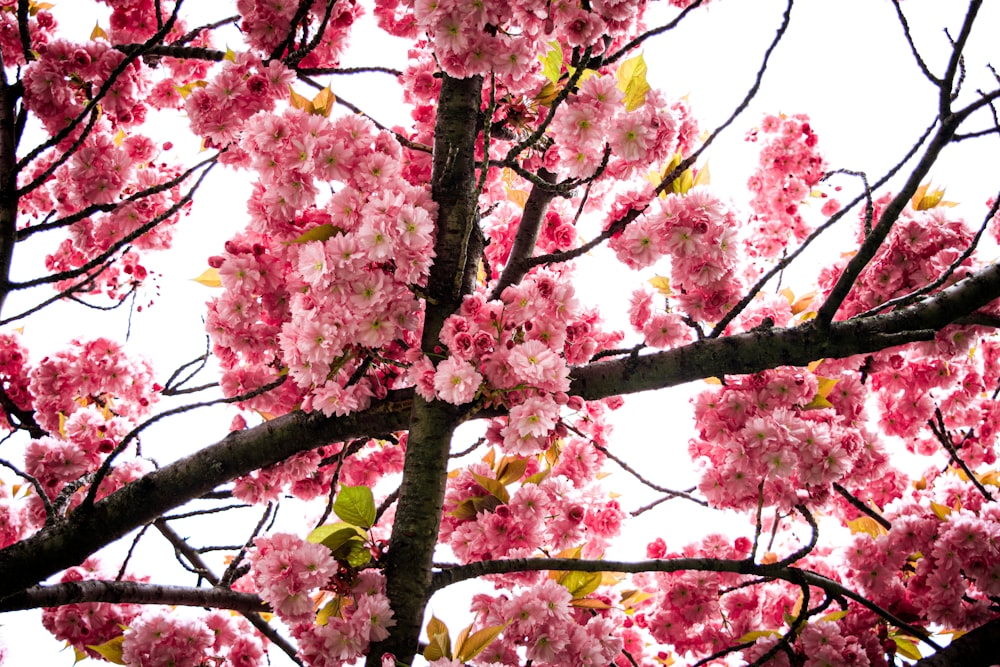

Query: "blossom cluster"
(42, 555), (267, 667)
(612, 188), (745, 325)
(374, 0), (645, 86)
(819, 193), (975, 321)
(22, 338), (157, 520)
(688, 366), (894, 512)
(236, 0), (361, 67)
(467, 578), (624, 666)
(122, 607), (266, 667)
(843, 473), (1000, 631)
(440, 441), (625, 568)
(744, 113), (828, 258)
(23, 38), (149, 134)
(545, 75), (679, 181)
(206, 109), (438, 419)
(248, 533), (395, 667)
(40, 557), (146, 659)
(0, 1), (55, 67)
(40, 552), (266, 667)
(185, 53), (295, 148)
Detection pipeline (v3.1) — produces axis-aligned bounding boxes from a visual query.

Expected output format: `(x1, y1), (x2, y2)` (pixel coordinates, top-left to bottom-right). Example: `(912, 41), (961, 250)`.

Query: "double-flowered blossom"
(249, 536), (395, 667)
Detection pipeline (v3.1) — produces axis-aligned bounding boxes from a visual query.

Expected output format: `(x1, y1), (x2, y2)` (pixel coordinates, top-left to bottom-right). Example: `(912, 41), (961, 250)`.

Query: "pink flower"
(433, 356), (483, 405)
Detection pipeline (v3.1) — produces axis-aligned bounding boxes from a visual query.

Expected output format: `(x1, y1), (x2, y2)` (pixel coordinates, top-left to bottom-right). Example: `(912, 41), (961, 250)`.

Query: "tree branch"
(0, 580), (268, 614)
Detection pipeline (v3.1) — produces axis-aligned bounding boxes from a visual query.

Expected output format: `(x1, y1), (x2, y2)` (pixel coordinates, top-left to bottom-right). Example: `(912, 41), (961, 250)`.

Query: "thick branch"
(914, 616), (1000, 666)
(367, 73), (484, 667)
(0, 60), (18, 315)
(0, 580), (267, 614)
(488, 169), (557, 300)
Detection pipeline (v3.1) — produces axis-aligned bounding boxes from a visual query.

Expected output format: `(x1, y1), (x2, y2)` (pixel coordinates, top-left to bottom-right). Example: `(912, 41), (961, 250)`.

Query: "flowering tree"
(1, 0), (1000, 665)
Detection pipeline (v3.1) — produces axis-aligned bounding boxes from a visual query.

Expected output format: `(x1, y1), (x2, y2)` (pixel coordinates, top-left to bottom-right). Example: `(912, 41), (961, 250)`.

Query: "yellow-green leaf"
(289, 86), (315, 114)
(426, 615), (449, 643)
(815, 376), (839, 399)
(311, 86), (336, 118)
(308, 522), (364, 552)
(570, 598), (613, 609)
(693, 161), (711, 187)
(87, 635), (126, 665)
(450, 498), (480, 521)
(534, 81), (561, 107)
(565, 65), (598, 85)
(802, 394), (834, 410)
(454, 623), (472, 660)
(671, 168), (694, 195)
(524, 468), (550, 485)
(554, 545), (583, 560)
(978, 470), (1000, 487)
(173, 80), (207, 99)
(482, 447), (497, 469)
(820, 609), (850, 622)
(648, 274), (672, 297)
(620, 589), (654, 610)
(91, 22), (108, 41)
(470, 472), (510, 504)
(616, 53), (650, 111)
(496, 457), (529, 486)
(192, 267), (222, 288)
(288, 223), (344, 244)
(539, 41), (563, 85)
(506, 187), (530, 208)
(456, 624), (506, 662)
(343, 540), (372, 567)
(334, 485), (376, 529)
(558, 570), (602, 598)
(316, 598), (343, 626)
(931, 501), (952, 520)
(738, 630), (778, 643)
(224, 46), (237, 62)
(424, 616), (452, 662)
(892, 635), (922, 660)
(847, 516), (888, 539)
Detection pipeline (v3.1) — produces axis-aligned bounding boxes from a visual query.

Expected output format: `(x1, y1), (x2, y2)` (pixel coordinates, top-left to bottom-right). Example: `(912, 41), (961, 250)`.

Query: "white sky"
(3, 0), (1000, 665)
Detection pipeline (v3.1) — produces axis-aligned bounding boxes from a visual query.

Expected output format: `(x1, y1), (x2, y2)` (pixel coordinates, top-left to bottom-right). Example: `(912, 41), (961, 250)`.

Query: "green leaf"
(309, 523), (365, 553)
(892, 635), (922, 660)
(470, 472), (510, 504)
(343, 540), (372, 568)
(308, 521), (357, 544)
(87, 635), (126, 665)
(738, 630), (778, 643)
(456, 624), (506, 662)
(539, 41), (563, 85)
(615, 53), (650, 111)
(288, 223), (344, 245)
(558, 570), (602, 598)
(316, 597), (343, 626)
(334, 486), (376, 528)
(524, 468), (550, 485)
